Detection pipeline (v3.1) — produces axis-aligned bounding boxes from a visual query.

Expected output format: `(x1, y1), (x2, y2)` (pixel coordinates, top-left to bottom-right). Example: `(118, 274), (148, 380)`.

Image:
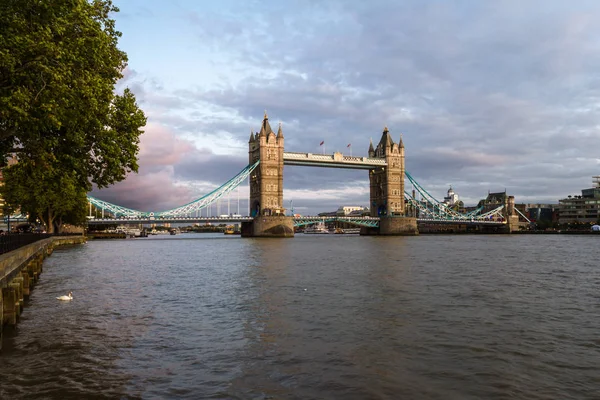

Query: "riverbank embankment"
(0, 235), (86, 351)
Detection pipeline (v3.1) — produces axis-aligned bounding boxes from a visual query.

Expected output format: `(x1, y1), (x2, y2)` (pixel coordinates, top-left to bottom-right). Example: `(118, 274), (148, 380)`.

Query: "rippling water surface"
(1, 234), (599, 399)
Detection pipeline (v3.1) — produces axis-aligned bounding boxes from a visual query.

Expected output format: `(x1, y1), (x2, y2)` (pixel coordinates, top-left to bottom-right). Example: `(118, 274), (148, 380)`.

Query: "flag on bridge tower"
(319, 141), (325, 146)
(347, 143), (351, 147)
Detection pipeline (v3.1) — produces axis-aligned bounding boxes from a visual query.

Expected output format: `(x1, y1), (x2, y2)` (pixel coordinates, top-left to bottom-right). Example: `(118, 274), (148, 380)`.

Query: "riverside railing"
(0, 233), (83, 256)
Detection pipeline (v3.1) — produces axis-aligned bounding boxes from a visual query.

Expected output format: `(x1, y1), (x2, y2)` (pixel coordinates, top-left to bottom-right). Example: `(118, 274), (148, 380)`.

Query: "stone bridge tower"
(368, 127), (405, 217)
(248, 112), (285, 217)
(366, 127), (418, 235)
(244, 112), (294, 237)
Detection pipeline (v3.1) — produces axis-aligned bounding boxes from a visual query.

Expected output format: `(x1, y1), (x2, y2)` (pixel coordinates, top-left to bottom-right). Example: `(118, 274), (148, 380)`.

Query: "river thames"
(0, 234), (598, 399)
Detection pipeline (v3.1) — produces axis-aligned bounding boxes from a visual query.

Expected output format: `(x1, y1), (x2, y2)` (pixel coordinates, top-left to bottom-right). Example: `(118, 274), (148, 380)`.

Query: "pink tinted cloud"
(139, 123), (196, 167)
(91, 123), (199, 211)
(92, 168), (193, 212)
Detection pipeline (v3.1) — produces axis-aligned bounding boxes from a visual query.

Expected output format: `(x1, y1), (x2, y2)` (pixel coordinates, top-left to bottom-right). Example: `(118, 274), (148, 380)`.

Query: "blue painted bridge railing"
(293, 216), (380, 228)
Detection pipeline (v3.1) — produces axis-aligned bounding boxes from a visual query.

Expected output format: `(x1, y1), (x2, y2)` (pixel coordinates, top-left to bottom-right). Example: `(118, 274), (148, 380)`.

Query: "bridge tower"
(369, 127), (405, 217)
(248, 112), (285, 217)
(243, 112), (294, 237)
(505, 195), (522, 232)
(366, 127), (418, 235)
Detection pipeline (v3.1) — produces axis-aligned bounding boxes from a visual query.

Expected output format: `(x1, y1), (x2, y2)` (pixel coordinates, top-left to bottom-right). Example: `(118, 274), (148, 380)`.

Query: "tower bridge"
(245, 112), (414, 236)
(80, 112), (523, 236)
(85, 214), (509, 228)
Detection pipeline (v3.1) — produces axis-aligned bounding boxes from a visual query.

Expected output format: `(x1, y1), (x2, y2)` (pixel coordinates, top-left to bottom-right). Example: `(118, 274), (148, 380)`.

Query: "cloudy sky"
(91, 0), (600, 215)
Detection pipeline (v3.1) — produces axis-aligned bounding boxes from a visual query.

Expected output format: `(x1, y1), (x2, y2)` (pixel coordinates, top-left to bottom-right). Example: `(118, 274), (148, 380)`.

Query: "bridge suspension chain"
(477, 205), (506, 220)
(405, 171), (469, 220)
(87, 161), (260, 218)
(155, 160), (259, 217)
(86, 163), (509, 224)
(87, 196), (145, 218)
(404, 172), (507, 222)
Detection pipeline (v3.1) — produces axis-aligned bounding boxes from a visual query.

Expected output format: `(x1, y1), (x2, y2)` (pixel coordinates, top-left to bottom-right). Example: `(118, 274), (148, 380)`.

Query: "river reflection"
(0, 234), (599, 399)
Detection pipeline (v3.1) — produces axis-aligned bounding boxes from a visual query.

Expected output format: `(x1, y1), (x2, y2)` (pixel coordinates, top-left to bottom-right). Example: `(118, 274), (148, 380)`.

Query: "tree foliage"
(2, 155), (88, 231)
(0, 0), (146, 232)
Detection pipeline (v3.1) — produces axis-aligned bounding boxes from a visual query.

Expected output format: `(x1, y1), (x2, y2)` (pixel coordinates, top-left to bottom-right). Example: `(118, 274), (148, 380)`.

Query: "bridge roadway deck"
(87, 216), (504, 226)
(87, 216), (254, 225)
(297, 217), (504, 226)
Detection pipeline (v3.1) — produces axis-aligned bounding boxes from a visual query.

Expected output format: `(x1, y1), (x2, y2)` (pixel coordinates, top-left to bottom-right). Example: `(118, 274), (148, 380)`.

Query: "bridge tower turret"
(244, 112), (293, 237)
(365, 127), (417, 235)
(248, 112), (285, 217)
(369, 127), (405, 217)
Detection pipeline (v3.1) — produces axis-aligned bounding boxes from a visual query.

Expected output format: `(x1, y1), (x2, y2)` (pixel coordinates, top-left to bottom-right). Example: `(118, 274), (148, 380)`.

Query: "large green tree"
(2, 155), (89, 231)
(0, 0), (146, 232)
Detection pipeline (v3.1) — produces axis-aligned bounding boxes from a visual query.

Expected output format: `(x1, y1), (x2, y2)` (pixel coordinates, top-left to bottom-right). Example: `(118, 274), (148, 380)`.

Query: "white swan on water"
(56, 292), (73, 301)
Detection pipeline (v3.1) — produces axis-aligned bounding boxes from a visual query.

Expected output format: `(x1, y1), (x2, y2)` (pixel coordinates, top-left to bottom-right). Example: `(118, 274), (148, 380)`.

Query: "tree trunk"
(37, 212), (48, 233)
(54, 215), (63, 234)
(44, 208), (56, 234)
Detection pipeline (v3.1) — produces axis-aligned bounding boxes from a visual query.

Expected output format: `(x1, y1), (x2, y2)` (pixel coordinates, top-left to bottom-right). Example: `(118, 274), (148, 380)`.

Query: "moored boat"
(304, 223), (329, 234)
(334, 227), (360, 234)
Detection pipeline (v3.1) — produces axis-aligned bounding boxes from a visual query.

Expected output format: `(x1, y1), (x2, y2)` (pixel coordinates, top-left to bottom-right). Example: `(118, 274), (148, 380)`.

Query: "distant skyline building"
(524, 203), (558, 225)
(336, 206), (368, 216)
(443, 186), (459, 206)
(558, 176), (600, 224)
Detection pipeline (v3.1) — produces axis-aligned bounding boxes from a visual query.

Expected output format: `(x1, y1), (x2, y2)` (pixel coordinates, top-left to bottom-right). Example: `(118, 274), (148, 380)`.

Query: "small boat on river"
(224, 225), (241, 235)
(304, 223), (329, 234)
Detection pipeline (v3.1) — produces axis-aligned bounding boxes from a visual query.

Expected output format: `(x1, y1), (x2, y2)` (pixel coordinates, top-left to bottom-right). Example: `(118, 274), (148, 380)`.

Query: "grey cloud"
(174, 152), (249, 184)
(105, 0), (600, 213)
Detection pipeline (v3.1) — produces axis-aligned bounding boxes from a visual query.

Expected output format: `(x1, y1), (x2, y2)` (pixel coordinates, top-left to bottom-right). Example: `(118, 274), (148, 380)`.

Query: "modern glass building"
(558, 176), (600, 224)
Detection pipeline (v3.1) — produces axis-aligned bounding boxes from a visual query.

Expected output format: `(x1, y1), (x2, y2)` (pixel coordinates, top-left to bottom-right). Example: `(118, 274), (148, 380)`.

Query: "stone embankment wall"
(0, 236), (86, 351)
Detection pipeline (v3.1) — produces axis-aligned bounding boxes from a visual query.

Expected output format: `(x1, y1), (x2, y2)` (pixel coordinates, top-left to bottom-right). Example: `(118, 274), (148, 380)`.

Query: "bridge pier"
(379, 216), (419, 235)
(506, 215), (521, 233)
(2, 286), (17, 327)
(361, 216), (419, 236)
(241, 216), (295, 238)
(11, 277), (24, 315)
(21, 270), (31, 297)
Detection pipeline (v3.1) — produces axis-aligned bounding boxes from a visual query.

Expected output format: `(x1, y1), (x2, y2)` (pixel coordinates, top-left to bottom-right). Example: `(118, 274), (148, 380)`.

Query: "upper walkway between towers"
(282, 152), (387, 169)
